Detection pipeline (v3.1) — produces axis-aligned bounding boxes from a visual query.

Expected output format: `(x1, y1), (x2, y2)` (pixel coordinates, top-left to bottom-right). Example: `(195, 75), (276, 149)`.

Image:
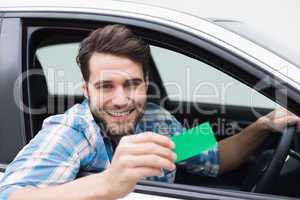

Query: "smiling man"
(0, 25), (300, 200)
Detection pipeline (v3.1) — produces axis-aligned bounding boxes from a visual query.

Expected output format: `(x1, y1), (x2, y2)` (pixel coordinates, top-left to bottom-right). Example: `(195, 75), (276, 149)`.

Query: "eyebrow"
(93, 78), (144, 87)
(93, 80), (113, 87)
(125, 78), (143, 84)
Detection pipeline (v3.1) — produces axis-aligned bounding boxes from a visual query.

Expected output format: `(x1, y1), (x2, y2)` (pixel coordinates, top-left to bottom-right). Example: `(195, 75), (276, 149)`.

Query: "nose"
(111, 86), (129, 108)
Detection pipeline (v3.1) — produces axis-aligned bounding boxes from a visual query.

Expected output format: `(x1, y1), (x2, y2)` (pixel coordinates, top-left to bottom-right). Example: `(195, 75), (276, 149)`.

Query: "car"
(1, 1), (300, 199)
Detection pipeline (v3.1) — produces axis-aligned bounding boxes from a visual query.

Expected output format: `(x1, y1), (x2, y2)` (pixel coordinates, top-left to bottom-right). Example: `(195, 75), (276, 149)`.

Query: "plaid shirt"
(0, 99), (219, 199)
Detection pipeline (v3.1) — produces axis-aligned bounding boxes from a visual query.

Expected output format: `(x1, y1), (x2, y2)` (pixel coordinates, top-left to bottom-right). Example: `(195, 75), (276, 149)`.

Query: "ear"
(81, 81), (89, 99)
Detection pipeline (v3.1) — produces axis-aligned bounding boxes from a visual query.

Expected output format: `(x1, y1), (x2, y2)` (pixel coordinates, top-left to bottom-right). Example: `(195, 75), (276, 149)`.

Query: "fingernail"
(172, 153), (177, 161)
(169, 163), (176, 171)
(171, 141), (175, 149)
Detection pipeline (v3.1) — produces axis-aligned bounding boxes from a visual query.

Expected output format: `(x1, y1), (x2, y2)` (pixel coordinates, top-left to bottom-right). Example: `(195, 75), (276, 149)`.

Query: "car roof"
(1, 0), (300, 90)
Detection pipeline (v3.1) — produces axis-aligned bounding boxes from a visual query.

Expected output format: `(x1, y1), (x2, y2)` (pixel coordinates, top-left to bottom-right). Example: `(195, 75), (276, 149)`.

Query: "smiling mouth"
(105, 108), (135, 117)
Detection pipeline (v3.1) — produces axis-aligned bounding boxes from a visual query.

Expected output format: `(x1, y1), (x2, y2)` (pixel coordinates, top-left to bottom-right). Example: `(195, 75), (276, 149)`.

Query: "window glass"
(150, 45), (277, 109)
(36, 42), (83, 95)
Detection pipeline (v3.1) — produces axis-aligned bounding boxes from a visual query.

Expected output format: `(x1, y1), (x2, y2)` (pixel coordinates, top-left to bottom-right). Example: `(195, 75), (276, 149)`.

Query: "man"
(0, 24), (299, 200)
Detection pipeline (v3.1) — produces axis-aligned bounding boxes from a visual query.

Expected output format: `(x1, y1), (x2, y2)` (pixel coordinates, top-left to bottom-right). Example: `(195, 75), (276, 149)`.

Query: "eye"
(125, 80), (143, 89)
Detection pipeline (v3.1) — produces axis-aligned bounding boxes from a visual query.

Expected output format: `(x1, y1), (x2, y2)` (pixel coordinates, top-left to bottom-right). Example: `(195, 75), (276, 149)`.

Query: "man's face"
(82, 53), (148, 136)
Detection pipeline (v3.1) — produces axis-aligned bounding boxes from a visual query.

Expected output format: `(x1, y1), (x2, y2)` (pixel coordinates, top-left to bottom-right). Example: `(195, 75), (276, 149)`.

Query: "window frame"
(0, 17), (27, 168)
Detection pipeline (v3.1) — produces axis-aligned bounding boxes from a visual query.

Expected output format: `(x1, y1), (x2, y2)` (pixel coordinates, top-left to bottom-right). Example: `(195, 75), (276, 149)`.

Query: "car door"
(1, 2), (300, 200)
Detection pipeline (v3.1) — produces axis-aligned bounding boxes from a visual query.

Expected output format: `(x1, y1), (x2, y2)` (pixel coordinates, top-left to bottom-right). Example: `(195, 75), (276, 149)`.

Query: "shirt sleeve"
(0, 185), (22, 200)
(0, 123), (83, 199)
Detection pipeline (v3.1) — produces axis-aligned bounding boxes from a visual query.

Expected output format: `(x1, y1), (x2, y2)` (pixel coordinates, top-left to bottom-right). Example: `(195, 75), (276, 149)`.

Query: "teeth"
(106, 110), (131, 117)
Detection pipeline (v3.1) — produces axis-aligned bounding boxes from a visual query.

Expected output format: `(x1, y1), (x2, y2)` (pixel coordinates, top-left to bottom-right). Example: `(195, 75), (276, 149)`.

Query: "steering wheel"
(242, 125), (296, 194)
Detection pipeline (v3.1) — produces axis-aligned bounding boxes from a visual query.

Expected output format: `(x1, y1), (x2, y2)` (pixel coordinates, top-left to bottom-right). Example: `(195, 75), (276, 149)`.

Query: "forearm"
(9, 171), (113, 200)
(218, 117), (270, 174)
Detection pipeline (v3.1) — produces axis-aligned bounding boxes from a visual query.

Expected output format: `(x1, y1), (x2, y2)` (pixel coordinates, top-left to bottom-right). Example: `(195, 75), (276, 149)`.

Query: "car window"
(150, 46), (278, 109)
(35, 42), (83, 95)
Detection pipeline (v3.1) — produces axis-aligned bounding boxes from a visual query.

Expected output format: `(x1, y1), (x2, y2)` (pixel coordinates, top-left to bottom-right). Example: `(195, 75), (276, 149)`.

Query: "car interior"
(22, 22), (300, 198)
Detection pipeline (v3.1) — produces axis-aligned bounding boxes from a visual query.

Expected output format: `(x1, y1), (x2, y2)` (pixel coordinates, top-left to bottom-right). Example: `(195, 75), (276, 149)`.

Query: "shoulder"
(34, 102), (88, 147)
(42, 99), (94, 132)
(136, 102), (184, 136)
(25, 100), (101, 162)
(143, 102), (173, 118)
(39, 99), (100, 148)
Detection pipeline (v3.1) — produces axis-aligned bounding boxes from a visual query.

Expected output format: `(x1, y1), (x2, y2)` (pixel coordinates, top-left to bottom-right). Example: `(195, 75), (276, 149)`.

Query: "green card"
(171, 122), (217, 163)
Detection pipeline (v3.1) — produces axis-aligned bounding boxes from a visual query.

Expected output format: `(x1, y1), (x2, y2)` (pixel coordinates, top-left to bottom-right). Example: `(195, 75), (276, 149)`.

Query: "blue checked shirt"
(0, 99), (219, 199)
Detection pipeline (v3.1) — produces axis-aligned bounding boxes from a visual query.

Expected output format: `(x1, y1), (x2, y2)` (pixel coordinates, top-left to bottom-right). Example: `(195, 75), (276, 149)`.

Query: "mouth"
(105, 108), (135, 117)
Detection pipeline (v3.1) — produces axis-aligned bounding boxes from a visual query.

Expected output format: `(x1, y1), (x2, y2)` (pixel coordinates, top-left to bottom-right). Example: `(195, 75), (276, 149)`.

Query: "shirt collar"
(80, 99), (112, 139)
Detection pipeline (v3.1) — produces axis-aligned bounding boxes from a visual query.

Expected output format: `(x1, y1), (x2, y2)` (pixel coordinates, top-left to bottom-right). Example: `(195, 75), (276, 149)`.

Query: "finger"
(266, 107), (293, 120)
(128, 167), (162, 180)
(121, 133), (175, 149)
(271, 116), (300, 132)
(118, 142), (177, 161)
(286, 116), (300, 132)
(120, 154), (176, 171)
(282, 116), (299, 126)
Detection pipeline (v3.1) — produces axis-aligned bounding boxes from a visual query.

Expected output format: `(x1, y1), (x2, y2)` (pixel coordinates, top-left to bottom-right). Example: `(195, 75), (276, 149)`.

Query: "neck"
(110, 135), (123, 145)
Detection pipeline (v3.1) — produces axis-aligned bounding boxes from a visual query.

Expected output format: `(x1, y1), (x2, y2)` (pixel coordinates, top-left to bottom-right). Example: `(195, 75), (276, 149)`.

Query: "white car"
(0, 1), (300, 199)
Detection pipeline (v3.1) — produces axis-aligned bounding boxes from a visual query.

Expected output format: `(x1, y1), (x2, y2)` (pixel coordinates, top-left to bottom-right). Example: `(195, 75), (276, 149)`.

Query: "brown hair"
(76, 24), (150, 81)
